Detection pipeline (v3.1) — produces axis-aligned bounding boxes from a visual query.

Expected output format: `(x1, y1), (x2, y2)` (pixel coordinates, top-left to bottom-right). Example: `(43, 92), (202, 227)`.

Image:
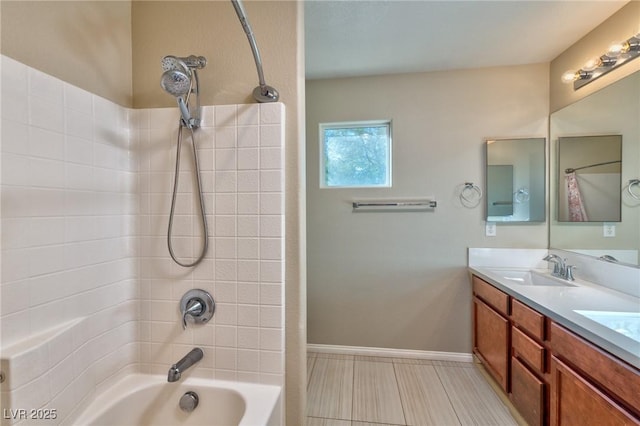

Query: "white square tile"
(237, 349), (260, 372)
(260, 328), (282, 351)
(237, 327), (260, 349)
(260, 306), (282, 328)
(260, 125), (282, 147)
(261, 261), (283, 283)
(30, 95), (64, 133)
(215, 216), (236, 237)
(238, 216), (259, 237)
(237, 304), (259, 327)
(215, 194), (236, 215)
(215, 281), (237, 303)
(260, 351), (283, 374)
(238, 238), (259, 260)
(215, 325), (237, 347)
(260, 193), (282, 215)
(237, 148), (259, 170)
(215, 171), (237, 192)
(2, 153), (31, 186)
(64, 83), (93, 113)
(260, 215), (282, 237)
(237, 104), (260, 125)
(2, 119), (29, 155)
(237, 170), (260, 192)
(237, 125), (260, 148)
(215, 347), (237, 370)
(260, 284), (282, 306)
(260, 238), (282, 261)
(215, 148), (236, 170)
(215, 260), (237, 281)
(260, 147), (282, 170)
(29, 126), (65, 160)
(260, 103), (282, 124)
(238, 193), (259, 215)
(215, 127), (236, 148)
(238, 260), (260, 282)
(215, 105), (237, 127)
(260, 170), (282, 192)
(29, 67), (63, 103)
(237, 282), (259, 304)
(215, 237), (236, 259)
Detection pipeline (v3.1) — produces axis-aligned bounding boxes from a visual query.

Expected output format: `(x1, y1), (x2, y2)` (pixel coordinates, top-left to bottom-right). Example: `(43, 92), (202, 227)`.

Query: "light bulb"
(582, 57), (601, 72)
(607, 41), (626, 57)
(561, 70), (577, 84)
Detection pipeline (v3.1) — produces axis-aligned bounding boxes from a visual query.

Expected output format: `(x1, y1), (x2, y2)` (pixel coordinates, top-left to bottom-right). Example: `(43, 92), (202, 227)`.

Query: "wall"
(306, 64), (549, 354)
(0, 0), (133, 107)
(1, 55), (138, 424)
(550, 1), (640, 112)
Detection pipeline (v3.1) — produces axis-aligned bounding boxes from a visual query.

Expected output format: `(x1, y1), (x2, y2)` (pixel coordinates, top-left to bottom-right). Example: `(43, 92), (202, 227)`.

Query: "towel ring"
(514, 187), (530, 203)
(626, 179), (640, 201)
(460, 182), (482, 208)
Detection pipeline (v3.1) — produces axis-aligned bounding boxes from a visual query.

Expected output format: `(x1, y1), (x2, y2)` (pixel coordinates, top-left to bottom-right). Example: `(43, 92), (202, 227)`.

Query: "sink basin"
(575, 310), (640, 343)
(487, 269), (577, 287)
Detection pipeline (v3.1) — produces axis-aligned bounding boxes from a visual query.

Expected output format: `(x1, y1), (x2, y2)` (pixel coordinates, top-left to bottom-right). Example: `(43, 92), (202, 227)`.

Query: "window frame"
(319, 120), (393, 189)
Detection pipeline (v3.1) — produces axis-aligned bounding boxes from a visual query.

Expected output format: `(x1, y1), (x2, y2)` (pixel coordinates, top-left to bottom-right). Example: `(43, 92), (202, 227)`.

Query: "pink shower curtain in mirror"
(565, 172), (588, 221)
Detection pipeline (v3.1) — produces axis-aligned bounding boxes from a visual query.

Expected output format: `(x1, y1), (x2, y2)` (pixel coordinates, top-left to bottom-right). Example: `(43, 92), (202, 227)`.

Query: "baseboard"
(307, 343), (473, 363)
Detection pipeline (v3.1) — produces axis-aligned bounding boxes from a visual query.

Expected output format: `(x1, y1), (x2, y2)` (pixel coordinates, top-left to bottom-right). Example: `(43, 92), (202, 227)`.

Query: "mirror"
(557, 135), (622, 222)
(550, 71), (640, 267)
(486, 138), (546, 222)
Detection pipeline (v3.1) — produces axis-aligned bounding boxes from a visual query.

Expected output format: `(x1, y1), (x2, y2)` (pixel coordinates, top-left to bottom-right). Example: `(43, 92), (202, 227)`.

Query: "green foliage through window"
(321, 121), (391, 188)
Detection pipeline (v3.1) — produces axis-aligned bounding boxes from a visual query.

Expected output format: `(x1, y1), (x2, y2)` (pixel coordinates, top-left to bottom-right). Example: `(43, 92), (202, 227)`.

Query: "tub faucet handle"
(182, 299), (204, 330)
(179, 289), (215, 330)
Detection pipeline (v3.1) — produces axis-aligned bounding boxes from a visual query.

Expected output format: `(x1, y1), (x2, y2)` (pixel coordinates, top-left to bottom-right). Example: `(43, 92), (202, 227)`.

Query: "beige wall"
(550, 1), (640, 112)
(0, 1), (133, 107)
(306, 64), (549, 353)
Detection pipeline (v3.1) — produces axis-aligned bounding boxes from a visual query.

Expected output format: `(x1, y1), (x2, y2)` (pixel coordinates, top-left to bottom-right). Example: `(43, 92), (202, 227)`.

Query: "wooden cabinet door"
(473, 297), (509, 391)
(550, 356), (639, 426)
(511, 356), (545, 426)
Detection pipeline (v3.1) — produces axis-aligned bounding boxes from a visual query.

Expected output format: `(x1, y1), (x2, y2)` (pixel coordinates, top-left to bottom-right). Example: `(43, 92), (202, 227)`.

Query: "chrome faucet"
(168, 348), (203, 383)
(543, 254), (565, 277)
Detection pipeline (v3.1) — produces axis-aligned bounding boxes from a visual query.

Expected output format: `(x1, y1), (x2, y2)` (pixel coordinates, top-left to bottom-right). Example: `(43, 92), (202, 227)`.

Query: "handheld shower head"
(160, 68), (193, 128)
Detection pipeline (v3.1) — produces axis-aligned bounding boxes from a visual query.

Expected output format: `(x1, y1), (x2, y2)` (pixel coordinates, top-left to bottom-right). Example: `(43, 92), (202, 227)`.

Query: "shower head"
(161, 69), (193, 128)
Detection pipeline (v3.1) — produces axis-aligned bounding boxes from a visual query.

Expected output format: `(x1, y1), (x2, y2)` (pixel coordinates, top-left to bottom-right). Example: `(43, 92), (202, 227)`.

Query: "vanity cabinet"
(510, 299), (548, 426)
(471, 274), (640, 426)
(472, 276), (510, 391)
(549, 322), (640, 425)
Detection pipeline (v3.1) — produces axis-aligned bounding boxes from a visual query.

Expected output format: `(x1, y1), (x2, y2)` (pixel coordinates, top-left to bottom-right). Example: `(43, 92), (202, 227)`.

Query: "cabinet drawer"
(550, 322), (640, 418)
(512, 326), (545, 374)
(511, 298), (545, 341)
(472, 275), (509, 316)
(511, 357), (546, 426)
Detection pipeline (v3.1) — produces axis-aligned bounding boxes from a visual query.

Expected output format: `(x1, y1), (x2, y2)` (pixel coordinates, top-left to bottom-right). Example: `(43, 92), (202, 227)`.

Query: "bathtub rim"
(71, 373), (281, 426)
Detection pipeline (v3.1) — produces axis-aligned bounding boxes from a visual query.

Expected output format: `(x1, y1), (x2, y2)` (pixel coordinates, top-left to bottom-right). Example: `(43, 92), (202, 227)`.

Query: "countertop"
(469, 266), (640, 370)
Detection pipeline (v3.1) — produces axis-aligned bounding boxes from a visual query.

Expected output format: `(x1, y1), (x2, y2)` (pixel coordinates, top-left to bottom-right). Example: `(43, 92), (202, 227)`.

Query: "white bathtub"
(72, 374), (281, 426)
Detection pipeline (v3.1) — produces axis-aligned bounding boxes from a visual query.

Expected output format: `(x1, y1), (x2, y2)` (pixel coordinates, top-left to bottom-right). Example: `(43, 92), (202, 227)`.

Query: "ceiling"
(305, 1), (629, 80)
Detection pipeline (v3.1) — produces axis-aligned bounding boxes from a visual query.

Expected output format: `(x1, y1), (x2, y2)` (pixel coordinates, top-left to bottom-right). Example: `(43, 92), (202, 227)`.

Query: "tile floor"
(306, 352), (520, 426)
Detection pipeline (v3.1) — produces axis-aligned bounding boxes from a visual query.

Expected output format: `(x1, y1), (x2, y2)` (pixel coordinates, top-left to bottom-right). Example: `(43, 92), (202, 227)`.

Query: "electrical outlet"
(486, 222), (496, 237)
(603, 223), (616, 237)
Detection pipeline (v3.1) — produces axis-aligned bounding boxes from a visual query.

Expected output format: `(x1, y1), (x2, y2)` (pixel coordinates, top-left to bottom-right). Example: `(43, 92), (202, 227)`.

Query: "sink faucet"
(543, 254), (565, 277)
(168, 348), (203, 383)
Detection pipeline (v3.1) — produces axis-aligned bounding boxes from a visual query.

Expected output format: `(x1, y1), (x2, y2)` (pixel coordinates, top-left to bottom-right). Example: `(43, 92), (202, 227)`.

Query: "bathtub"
(72, 374), (281, 426)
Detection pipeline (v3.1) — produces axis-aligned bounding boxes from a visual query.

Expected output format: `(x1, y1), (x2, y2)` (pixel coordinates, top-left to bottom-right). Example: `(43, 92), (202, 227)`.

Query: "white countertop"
(469, 266), (640, 370)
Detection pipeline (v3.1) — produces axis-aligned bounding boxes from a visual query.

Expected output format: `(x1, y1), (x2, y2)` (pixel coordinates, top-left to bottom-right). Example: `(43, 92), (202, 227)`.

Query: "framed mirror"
(557, 135), (622, 222)
(550, 70), (640, 267)
(486, 138), (546, 222)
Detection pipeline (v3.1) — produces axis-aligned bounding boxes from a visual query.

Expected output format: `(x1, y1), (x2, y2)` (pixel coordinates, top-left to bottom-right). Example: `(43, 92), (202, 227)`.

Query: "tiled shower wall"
(1, 55), (138, 422)
(132, 103), (285, 385)
(1, 55), (285, 423)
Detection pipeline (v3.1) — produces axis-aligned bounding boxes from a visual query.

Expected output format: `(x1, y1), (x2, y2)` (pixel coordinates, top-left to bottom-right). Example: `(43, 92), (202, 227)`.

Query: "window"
(320, 120), (392, 188)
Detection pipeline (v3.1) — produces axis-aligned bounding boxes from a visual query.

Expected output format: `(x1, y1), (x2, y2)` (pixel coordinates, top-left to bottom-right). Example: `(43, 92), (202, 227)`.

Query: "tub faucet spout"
(168, 348), (203, 383)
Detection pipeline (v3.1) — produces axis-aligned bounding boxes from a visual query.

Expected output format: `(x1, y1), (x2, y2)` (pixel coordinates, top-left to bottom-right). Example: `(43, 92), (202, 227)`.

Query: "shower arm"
(230, 0), (279, 103)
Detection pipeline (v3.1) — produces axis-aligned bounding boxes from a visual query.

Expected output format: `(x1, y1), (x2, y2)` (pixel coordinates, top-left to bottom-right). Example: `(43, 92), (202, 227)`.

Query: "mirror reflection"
(550, 71), (640, 267)
(557, 135), (622, 222)
(486, 138), (545, 222)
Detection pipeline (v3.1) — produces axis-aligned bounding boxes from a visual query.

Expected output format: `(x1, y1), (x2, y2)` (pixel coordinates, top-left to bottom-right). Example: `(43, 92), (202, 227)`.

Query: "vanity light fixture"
(562, 32), (640, 90)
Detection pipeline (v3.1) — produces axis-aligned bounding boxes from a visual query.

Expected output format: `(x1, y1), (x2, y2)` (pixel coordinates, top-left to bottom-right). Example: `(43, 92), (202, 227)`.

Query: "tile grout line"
(391, 360), (409, 426)
(433, 364), (464, 426)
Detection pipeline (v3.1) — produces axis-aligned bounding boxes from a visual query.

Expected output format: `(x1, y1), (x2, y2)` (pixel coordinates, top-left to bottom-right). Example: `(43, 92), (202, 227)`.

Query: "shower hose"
(167, 124), (209, 267)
